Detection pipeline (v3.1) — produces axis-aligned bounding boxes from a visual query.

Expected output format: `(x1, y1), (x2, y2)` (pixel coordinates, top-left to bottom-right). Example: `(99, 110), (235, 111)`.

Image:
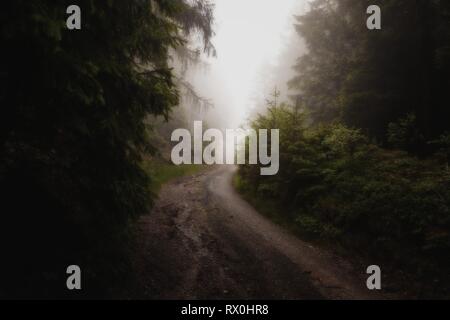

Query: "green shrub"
(238, 105), (450, 297)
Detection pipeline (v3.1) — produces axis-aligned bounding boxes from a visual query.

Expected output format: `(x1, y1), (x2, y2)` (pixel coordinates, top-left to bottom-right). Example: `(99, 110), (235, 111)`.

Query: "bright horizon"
(189, 0), (307, 129)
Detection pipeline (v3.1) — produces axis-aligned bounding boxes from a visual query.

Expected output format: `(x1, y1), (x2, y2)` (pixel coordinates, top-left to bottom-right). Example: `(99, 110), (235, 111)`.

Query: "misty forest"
(1, 0), (450, 299)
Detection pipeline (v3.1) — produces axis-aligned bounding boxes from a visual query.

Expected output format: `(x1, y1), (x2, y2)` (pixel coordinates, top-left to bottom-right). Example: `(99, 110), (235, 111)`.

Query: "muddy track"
(132, 166), (384, 300)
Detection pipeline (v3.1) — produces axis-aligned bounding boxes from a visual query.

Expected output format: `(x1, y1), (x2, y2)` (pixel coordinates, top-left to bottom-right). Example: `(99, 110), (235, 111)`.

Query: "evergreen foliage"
(0, 0), (213, 298)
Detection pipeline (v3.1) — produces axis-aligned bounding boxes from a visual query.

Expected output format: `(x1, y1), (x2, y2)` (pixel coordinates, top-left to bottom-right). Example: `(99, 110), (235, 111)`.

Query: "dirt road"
(133, 166), (382, 299)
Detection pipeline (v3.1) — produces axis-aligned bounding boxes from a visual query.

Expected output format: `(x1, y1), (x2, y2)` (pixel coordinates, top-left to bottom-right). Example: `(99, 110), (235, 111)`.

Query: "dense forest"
(0, 0), (214, 298)
(237, 0), (450, 298)
(2, 0), (450, 300)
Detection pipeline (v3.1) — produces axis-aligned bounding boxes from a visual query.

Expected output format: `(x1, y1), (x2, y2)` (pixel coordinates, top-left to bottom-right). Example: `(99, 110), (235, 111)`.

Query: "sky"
(188, 0), (307, 129)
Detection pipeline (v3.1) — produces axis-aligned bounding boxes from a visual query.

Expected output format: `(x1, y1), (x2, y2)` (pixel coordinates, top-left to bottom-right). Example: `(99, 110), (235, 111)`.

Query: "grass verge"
(143, 158), (205, 193)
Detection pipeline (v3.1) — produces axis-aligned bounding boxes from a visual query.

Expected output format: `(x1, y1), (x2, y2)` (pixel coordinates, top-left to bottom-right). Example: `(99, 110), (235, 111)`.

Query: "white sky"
(189, 0), (306, 129)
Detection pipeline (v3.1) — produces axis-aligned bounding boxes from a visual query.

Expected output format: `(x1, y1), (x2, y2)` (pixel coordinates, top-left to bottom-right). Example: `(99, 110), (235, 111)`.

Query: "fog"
(185, 0), (308, 130)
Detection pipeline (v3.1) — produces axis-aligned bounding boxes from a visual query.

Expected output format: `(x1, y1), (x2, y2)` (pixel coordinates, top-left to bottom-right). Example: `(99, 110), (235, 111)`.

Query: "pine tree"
(0, 0), (214, 298)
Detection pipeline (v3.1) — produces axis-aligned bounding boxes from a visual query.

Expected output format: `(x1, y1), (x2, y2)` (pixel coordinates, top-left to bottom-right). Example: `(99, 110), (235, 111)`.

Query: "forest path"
(133, 166), (382, 299)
